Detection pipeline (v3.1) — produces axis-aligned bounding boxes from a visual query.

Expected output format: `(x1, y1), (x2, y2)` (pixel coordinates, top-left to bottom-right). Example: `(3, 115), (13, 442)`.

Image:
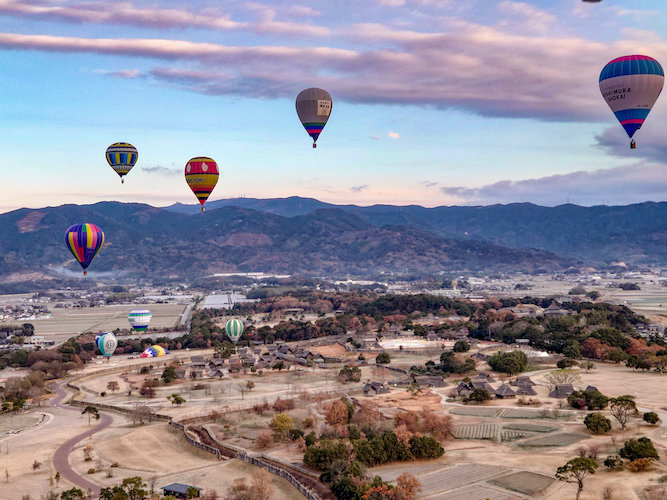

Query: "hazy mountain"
(167, 198), (667, 264)
(0, 202), (578, 279)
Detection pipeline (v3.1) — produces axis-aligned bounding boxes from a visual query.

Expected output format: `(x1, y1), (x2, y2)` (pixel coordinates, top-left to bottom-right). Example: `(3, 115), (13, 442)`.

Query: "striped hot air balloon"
(599, 55), (664, 148)
(225, 319), (244, 344)
(106, 142), (138, 183)
(185, 157), (219, 211)
(64, 223), (104, 275)
(296, 88), (332, 148)
(98, 332), (117, 360)
(128, 309), (152, 332)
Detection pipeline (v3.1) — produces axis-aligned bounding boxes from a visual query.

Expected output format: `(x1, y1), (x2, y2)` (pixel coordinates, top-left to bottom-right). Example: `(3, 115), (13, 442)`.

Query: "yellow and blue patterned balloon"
(106, 142), (138, 183)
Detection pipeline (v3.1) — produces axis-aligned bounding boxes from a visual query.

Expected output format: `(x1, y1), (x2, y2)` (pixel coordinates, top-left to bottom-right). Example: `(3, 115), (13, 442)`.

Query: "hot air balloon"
(64, 223), (105, 275)
(94, 333), (104, 351)
(98, 332), (117, 360)
(128, 309), (152, 332)
(140, 345), (168, 358)
(185, 157), (219, 211)
(106, 142), (138, 183)
(599, 55), (664, 149)
(225, 319), (244, 344)
(296, 88), (332, 148)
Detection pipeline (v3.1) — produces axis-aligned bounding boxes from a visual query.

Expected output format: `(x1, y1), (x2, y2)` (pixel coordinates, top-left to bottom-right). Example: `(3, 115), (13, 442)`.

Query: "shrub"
(453, 340), (470, 352)
(487, 350), (527, 375)
(557, 358), (578, 369)
(628, 458), (654, 472)
(409, 435), (444, 459)
(643, 412), (661, 425)
(376, 352), (391, 365)
(603, 455), (624, 470)
(255, 431), (273, 450)
(87, 468), (95, 475)
(619, 437), (659, 462)
(568, 388), (608, 410)
(466, 388), (491, 403)
(584, 413), (612, 434)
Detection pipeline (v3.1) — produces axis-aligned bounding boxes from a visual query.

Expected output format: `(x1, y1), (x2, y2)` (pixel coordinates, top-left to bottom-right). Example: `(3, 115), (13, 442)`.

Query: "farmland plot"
(452, 423), (500, 440)
(499, 429), (533, 441)
(503, 423), (557, 433)
(519, 433), (587, 447)
(490, 471), (555, 496)
(417, 464), (510, 497)
(425, 484), (520, 500)
(449, 407), (502, 417)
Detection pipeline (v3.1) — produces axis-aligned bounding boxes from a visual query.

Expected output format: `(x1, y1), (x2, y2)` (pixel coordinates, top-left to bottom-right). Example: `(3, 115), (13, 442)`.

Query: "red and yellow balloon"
(185, 157), (219, 211)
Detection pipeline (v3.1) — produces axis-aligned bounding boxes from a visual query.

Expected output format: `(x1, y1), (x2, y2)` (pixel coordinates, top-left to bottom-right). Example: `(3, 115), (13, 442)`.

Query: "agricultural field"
(489, 471), (555, 496)
(452, 423), (544, 442)
(518, 433), (587, 448)
(24, 303), (188, 337)
(429, 484), (519, 500)
(449, 407), (502, 417)
(502, 423), (557, 433)
(412, 464), (511, 497)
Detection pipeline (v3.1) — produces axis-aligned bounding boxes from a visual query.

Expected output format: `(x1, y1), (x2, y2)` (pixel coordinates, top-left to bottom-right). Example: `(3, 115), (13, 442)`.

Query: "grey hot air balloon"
(295, 88), (332, 148)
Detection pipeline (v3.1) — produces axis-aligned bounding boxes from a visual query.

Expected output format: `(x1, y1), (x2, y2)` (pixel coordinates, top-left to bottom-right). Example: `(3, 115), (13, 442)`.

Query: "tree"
(168, 393), (185, 406)
(609, 395), (637, 431)
(376, 352), (391, 365)
(546, 369), (581, 386)
(251, 469), (275, 499)
(236, 384), (248, 400)
(409, 435), (444, 459)
(325, 400), (350, 426)
(271, 413), (294, 440)
(338, 366), (361, 383)
(161, 366), (177, 384)
(121, 476), (147, 500)
(643, 412), (661, 425)
(82, 406), (100, 426)
(186, 486), (200, 499)
(583, 413), (611, 434)
(394, 473), (422, 500)
(31, 459), (41, 472)
(557, 358), (578, 369)
(487, 350), (527, 375)
(139, 381), (156, 398)
(568, 388), (608, 410)
(453, 340), (470, 352)
(555, 457), (598, 500)
(106, 381), (120, 395)
(466, 388), (491, 403)
(618, 437), (659, 462)
(61, 488), (86, 500)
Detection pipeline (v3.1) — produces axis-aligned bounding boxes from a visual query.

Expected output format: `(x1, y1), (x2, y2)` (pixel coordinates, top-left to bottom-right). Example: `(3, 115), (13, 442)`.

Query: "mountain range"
(0, 198), (664, 281)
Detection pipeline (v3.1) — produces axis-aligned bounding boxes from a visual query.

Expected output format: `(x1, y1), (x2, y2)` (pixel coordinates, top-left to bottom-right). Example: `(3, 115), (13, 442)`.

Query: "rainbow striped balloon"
(185, 157), (219, 211)
(128, 309), (152, 332)
(225, 319), (244, 344)
(106, 142), (138, 183)
(64, 223), (105, 275)
(296, 88), (332, 148)
(599, 55), (664, 146)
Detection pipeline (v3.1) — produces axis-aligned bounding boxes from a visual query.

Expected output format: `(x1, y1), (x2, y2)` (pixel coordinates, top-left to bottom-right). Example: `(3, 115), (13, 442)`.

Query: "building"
(161, 483), (202, 499)
(363, 382), (390, 396)
(495, 384), (516, 399)
(549, 384), (575, 398)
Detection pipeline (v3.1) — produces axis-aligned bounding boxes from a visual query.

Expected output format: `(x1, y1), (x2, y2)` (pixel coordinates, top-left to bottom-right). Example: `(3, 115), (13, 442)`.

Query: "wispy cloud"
(387, 132), (400, 139)
(440, 163), (667, 206)
(142, 165), (181, 176)
(351, 185), (369, 193)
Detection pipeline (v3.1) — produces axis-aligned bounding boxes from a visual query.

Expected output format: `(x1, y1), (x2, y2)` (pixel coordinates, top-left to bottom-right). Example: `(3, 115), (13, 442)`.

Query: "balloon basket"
(313, 143), (317, 148)
(121, 178), (124, 184)
(83, 271), (87, 276)
(630, 140), (636, 149)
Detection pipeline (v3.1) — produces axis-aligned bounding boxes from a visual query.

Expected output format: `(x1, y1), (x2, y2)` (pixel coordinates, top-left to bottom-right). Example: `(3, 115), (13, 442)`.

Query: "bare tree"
(32, 459), (41, 472)
(546, 369), (581, 386)
(237, 384), (248, 400)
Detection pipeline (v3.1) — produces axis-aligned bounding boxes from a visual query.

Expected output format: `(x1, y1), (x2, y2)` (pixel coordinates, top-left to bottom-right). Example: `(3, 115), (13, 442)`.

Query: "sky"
(1, 0), (667, 212)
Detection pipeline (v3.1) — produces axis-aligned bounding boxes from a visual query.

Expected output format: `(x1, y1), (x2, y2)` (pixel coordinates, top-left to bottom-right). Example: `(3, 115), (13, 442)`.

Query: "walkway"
(50, 381), (112, 497)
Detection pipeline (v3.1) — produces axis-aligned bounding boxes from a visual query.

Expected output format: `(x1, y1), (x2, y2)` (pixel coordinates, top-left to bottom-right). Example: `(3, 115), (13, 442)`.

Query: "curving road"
(50, 381), (112, 497)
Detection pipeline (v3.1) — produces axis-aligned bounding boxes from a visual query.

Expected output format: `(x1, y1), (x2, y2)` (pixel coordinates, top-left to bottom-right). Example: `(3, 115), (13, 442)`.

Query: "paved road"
(50, 381), (112, 497)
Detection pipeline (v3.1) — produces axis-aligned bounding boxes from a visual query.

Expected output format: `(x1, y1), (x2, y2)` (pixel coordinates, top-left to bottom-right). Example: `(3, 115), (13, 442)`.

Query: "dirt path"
(50, 381), (112, 497)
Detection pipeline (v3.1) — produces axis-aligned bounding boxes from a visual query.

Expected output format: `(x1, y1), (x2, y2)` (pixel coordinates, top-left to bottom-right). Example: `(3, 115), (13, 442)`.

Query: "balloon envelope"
(185, 157), (219, 211)
(64, 223), (105, 275)
(296, 88), (332, 147)
(106, 142), (138, 182)
(140, 345), (168, 358)
(98, 332), (117, 358)
(599, 55), (664, 139)
(128, 309), (152, 332)
(225, 319), (244, 344)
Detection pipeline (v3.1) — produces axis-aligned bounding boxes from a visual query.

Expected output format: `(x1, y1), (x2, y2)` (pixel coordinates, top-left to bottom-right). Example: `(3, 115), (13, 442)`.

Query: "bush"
(466, 388), (491, 403)
(337, 366), (361, 383)
(568, 388), (608, 410)
(628, 458), (654, 472)
(619, 437), (659, 462)
(376, 352), (391, 365)
(288, 428), (305, 441)
(604, 455), (624, 470)
(557, 358), (578, 369)
(87, 468), (95, 475)
(453, 340), (470, 352)
(409, 435), (444, 459)
(584, 413), (611, 434)
(643, 412), (661, 425)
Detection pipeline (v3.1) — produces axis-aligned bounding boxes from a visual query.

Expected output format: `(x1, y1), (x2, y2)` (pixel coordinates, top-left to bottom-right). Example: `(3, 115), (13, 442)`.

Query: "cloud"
(594, 122), (667, 163)
(440, 163), (667, 206)
(142, 165), (181, 176)
(387, 132), (400, 139)
(95, 68), (140, 79)
(374, 0), (407, 6)
(2, 3), (667, 123)
(351, 185), (369, 193)
(0, 0), (328, 37)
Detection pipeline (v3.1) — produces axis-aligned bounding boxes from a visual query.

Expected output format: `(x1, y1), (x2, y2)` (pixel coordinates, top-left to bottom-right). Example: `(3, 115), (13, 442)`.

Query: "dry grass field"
(21, 303), (187, 336)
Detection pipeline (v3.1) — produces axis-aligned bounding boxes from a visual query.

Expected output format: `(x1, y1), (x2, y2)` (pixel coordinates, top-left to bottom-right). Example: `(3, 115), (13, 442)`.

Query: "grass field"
(489, 471), (555, 496)
(0, 413), (40, 434)
(19, 303), (187, 336)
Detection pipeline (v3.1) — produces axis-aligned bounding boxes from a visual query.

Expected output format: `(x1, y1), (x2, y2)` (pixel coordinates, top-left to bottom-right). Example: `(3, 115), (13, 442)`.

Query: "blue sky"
(0, 0), (666, 211)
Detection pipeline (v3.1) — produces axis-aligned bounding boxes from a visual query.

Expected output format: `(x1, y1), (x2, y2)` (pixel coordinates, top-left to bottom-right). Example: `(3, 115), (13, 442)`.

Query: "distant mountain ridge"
(168, 198), (667, 264)
(0, 201), (580, 279)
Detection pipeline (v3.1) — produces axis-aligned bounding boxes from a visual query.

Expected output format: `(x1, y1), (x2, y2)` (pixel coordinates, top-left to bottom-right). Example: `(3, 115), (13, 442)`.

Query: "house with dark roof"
(511, 376), (535, 387)
(495, 384), (516, 399)
(412, 375), (446, 388)
(363, 382), (390, 396)
(469, 380), (495, 393)
(162, 483), (202, 499)
(456, 381), (473, 397)
(475, 372), (496, 383)
(515, 385), (537, 396)
(549, 384), (575, 398)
